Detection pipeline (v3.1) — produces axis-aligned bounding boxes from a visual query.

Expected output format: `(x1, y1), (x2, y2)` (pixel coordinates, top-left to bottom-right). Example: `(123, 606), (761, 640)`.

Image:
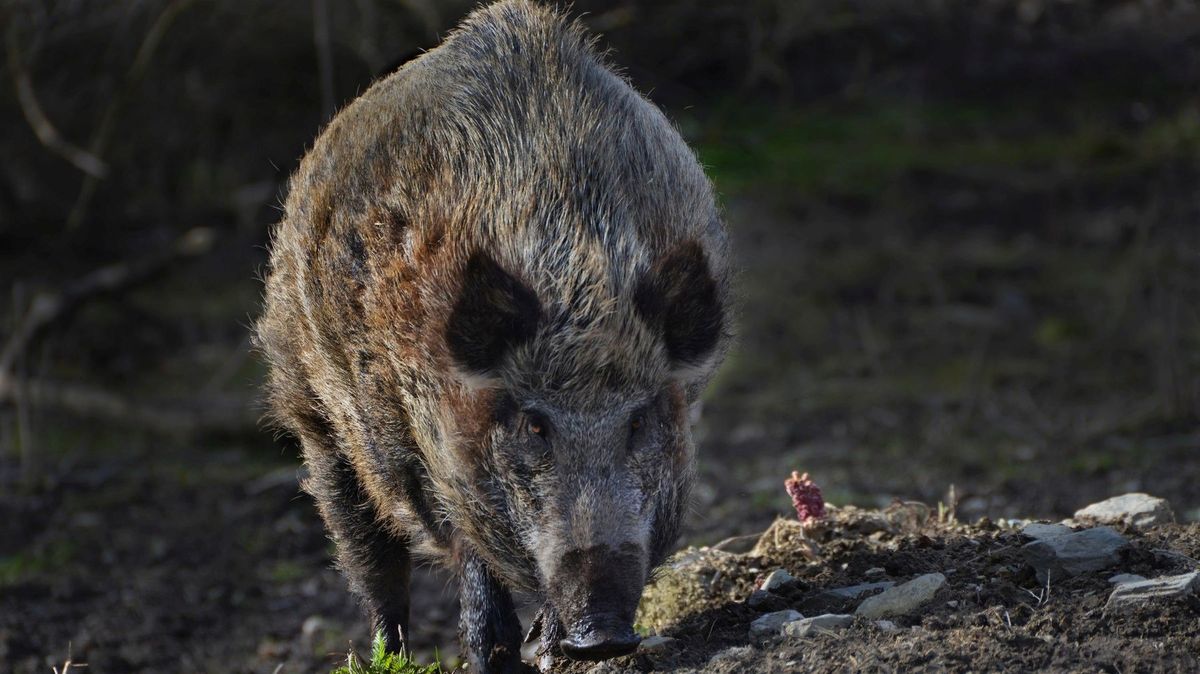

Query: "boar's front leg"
(304, 439), (412, 653)
(456, 549), (530, 674)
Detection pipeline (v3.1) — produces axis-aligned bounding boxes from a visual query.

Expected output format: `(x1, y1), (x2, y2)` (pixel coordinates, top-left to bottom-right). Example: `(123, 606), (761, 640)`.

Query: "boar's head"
(442, 238), (727, 660)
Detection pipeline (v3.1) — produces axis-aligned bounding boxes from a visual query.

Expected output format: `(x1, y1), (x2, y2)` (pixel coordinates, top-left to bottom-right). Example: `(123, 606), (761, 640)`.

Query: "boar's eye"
(525, 412), (549, 440)
(628, 412), (646, 446)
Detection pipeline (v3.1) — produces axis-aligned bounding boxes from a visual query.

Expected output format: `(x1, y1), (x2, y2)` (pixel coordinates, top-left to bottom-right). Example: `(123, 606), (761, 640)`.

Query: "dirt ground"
(2, 1), (1199, 672)
(577, 506), (1200, 674)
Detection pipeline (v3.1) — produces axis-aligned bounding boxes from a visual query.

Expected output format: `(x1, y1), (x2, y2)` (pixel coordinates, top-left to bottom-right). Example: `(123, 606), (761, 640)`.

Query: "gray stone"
(1108, 573), (1147, 585)
(864, 567), (886, 577)
(746, 589), (772, 608)
(782, 613), (854, 637)
(1105, 572), (1200, 611)
(637, 636), (677, 654)
(855, 573), (946, 619)
(874, 620), (899, 631)
(1074, 493), (1175, 530)
(761, 568), (796, 592)
(1022, 526), (1129, 584)
(749, 609), (803, 637)
(1021, 522), (1073, 541)
(824, 581), (895, 599)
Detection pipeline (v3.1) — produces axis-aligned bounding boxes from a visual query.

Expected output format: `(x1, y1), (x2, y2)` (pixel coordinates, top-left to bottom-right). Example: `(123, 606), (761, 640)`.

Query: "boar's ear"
(446, 252), (541, 379)
(634, 240), (724, 374)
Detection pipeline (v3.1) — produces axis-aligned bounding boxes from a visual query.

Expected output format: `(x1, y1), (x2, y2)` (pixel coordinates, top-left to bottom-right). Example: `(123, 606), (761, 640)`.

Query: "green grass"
(692, 97), (1200, 199)
(331, 633), (443, 674)
(0, 540), (78, 587)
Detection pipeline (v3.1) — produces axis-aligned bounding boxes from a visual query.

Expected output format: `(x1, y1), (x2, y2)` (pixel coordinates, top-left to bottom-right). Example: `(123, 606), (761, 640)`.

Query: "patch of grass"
(267, 559), (307, 583)
(331, 633), (443, 674)
(693, 98), (1200, 199)
(0, 540), (78, 587)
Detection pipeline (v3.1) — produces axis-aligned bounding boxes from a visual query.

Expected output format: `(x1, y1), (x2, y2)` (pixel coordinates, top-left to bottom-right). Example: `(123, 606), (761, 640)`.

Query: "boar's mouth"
(545, 542), (646, 661)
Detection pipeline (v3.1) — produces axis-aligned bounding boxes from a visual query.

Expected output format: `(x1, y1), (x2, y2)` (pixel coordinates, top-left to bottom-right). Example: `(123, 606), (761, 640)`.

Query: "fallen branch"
(0, 378), (258, 435)
(0, 227), (214, 379)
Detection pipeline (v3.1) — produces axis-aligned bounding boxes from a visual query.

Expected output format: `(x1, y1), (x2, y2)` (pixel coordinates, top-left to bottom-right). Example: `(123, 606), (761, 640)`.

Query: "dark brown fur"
(256, 1), (730, 670)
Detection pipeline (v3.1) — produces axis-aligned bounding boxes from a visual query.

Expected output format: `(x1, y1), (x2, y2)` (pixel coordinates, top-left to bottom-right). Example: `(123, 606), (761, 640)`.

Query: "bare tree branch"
(0, 227), (215, 381)
(66, 0), (201, 231)
(0, 378), (256, 435)
(5, 23), (108, 178)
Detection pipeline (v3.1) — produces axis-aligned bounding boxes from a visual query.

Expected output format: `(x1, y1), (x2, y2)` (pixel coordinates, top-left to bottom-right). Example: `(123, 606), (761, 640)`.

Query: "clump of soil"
(569, 505), (1200, 673)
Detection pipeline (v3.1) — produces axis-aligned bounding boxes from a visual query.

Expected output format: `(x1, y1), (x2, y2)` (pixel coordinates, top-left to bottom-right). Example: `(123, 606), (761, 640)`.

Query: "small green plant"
(331, 633), (443, 674)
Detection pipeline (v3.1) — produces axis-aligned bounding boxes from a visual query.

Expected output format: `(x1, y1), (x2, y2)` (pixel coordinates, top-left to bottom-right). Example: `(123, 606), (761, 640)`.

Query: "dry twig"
(66, 0), (201, 230)
(5, 23), (108, 178)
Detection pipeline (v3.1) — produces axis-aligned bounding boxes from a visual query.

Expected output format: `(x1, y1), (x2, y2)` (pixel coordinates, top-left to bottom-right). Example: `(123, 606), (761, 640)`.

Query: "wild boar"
(255, 1), (730, 671)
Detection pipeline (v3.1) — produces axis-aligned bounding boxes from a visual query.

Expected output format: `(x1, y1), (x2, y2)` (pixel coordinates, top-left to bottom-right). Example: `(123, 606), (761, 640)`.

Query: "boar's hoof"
(559, 616), (640, 661)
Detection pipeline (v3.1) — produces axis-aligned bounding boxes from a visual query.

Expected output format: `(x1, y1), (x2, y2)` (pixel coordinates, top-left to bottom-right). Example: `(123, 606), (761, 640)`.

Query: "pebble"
(782, 613), (854, 637)
(749, 609), (803, 637)
(746, 589), (772, 608)
(1073, 493), (1174, 530)
(300, 615), (326, 639)
(824, 581), (894, 599)
(1108, 573), (1148, 585)
(864, 567), (886, 577)
(1021, 522), (1073, 541)
(637, 635), (677, 654)
(761, 568), (795, 592)
(874, 620), (899, 631)
(1105, 571), (1200, 611)
(855, 573), (946, 619)
(1021, 526), (1129, 584)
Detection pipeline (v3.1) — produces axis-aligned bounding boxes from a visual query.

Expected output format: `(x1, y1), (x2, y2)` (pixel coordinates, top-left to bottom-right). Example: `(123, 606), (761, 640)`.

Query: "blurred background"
(1, 0), (1198, 671)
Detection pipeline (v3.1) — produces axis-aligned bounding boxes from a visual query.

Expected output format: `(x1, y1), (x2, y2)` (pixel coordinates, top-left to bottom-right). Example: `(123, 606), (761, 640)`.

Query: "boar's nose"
(559, 614), (641, 661)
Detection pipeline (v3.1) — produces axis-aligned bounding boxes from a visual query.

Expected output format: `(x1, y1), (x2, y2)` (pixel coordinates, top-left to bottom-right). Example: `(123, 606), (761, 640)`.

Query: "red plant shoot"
(785, 471), (825, 525)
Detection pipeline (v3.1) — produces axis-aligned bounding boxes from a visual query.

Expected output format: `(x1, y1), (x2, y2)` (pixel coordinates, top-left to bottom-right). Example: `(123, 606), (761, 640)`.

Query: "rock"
(824, 581), (894, 599)
(1105, 571), (1200, 611)
(855, 573), (946, 619)
(864, 567), (886, 577)
(300, 615), (326, 639)
(1022, 526), (1129, 584)
(746, 589), (772, 608)
(1074, 493), (1174, 530)
(749, 609), (803, 637)
(1021, 522), (1073, 541)
(1108, 573), (1147, 585)
(638, 636), (677, 654)
(761, 569), (795, 592)
(874, 620), (899, 631)
(708, 646), (754, 667)
(782, 613), (854, 637)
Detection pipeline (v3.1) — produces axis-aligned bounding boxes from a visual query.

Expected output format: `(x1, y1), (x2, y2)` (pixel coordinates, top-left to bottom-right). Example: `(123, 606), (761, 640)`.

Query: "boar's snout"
(549, 543), (645, 661)
(559, 614), (641, 661)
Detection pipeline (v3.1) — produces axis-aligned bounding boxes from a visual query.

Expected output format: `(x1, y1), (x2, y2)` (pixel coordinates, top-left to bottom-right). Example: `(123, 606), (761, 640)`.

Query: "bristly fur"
(255, 0), (731, 666)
